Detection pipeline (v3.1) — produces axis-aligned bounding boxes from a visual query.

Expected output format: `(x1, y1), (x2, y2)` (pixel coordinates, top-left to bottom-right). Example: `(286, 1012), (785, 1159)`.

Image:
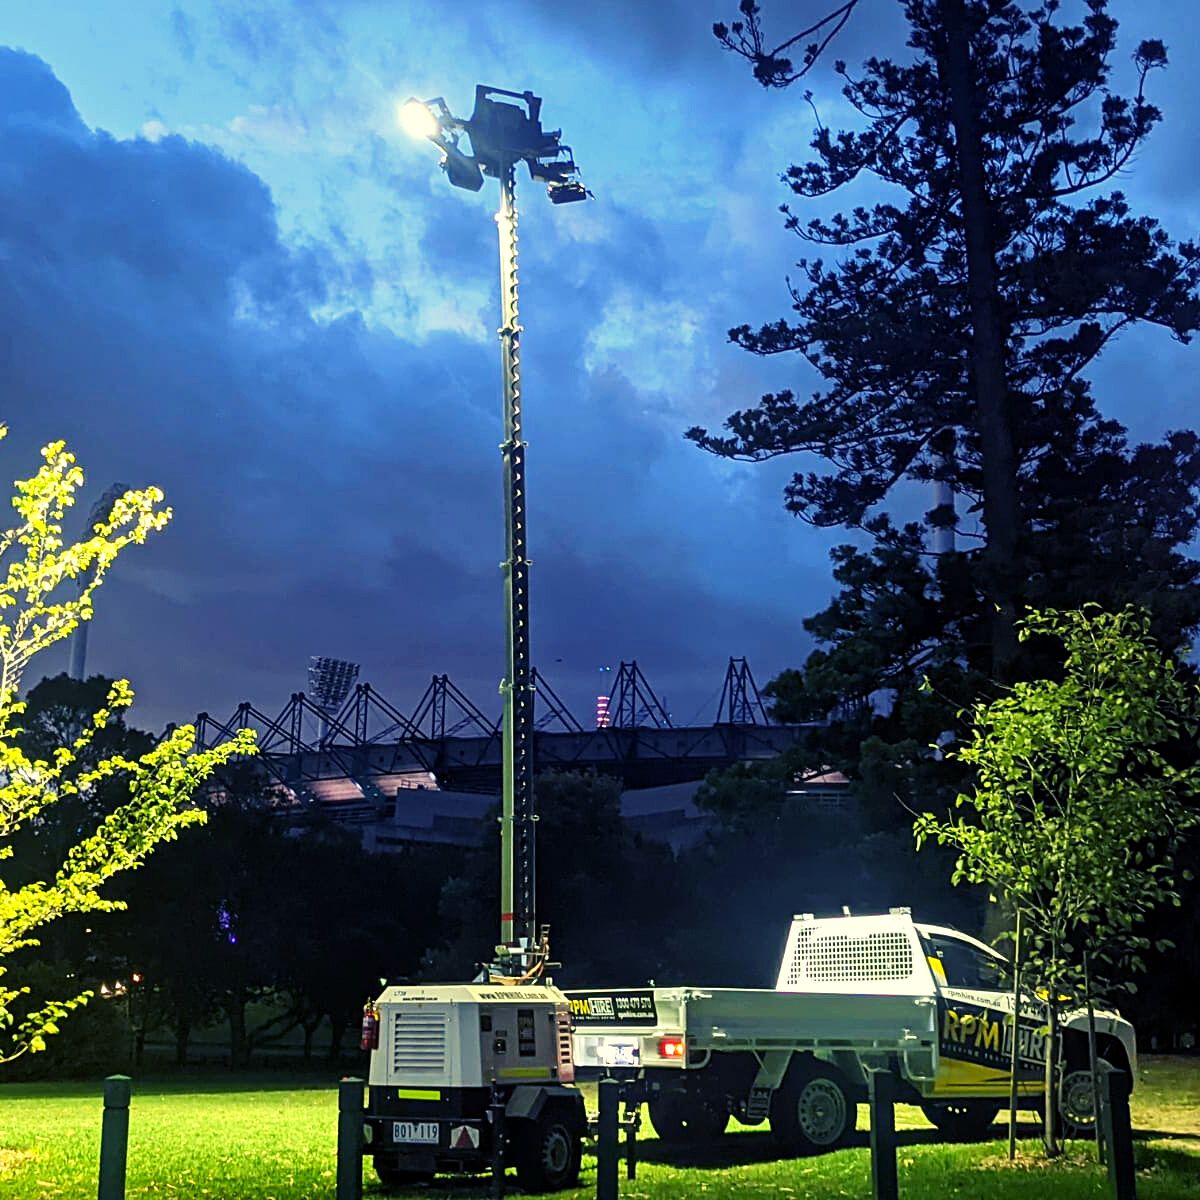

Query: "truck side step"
(745, 1086), (774, 1123)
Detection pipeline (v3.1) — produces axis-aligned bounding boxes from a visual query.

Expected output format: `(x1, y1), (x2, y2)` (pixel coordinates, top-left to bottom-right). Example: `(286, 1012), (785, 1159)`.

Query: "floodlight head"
(440, 143), (485, 191)
(308, 656), (360, 709)
(547, 180), (590, 204)
(399, 97), (442, 141)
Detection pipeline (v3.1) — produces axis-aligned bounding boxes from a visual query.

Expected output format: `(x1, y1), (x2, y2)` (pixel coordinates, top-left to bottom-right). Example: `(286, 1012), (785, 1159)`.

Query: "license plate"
(599, 1040), (640, 1067)
(394, 1120), (439, 1144)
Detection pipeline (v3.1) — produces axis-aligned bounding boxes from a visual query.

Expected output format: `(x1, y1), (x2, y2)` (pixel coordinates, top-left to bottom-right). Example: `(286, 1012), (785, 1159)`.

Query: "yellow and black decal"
(933, 997), (1047, 1097)
(567, 990), (657, 1026)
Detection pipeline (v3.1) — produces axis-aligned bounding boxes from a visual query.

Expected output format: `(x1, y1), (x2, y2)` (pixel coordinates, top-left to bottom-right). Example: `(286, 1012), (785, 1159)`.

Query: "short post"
(1099, 1065), (1136, 1200)
(335, 1077), (364, 1200)
(623, 1088), (639, 1181)
(98, 1075), (131, 1200)
(489, 1092), (507, 1199)
(597, 1078), (620, 1200)
(868, 1068), (899, 1200)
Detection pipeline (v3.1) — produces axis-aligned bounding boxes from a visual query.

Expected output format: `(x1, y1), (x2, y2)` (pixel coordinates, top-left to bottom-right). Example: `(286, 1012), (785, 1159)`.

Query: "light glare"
(399, 99), (439, 140)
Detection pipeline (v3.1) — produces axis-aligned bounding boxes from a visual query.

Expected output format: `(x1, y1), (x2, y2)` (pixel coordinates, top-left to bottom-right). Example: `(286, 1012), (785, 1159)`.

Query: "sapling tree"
(0, 431), (255, 1062)
(915, 605), (1200, 1153)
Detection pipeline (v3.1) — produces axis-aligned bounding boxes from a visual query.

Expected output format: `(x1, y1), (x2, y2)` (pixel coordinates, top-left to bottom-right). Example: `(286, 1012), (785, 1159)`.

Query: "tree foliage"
(691, 0), (1200, 860)
(915, 605), (1200, 1145)
(694, 0), (1200, 677)
(0, 433), (254, 1062)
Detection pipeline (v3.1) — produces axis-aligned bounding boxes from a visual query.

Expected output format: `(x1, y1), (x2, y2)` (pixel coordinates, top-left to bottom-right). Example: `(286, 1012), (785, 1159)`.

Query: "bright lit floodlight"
(399, 98), (440, 140)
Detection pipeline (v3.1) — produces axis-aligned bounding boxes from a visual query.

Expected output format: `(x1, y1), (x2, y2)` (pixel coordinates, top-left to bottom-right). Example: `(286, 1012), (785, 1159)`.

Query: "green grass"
(1, 1057), (1197, 1199)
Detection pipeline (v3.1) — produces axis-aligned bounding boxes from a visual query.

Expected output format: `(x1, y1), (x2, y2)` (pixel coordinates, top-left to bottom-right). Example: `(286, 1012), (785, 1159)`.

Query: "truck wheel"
(770, 1059), (856, 1153)
(373, 1155), (434, 1188)
(920, 1101), (1001, 1141)
(647, 1090), (730, 1144)
(514, 1108), (581, 1193)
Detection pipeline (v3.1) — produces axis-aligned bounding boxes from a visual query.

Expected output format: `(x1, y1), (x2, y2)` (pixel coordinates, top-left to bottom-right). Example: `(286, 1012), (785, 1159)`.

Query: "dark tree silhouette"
(695, 0), (1200, 677)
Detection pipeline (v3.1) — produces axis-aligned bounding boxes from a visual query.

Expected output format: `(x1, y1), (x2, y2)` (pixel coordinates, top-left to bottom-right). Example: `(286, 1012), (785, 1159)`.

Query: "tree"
(694, 0), (1200, 676)
(0, 433), (254, 1063)
(914, 605), (1200, 1153)
(427, 772), (697, 986)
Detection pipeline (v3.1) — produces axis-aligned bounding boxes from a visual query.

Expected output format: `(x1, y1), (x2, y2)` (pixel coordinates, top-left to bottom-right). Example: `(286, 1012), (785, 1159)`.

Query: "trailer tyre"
(514, 1108), (582, 1193)
(647, 1089), (730, 1144)
(771, 1059), (856, 1153)
(373, 1155), (435, 1189)
(920, 1101), (1001, 1141)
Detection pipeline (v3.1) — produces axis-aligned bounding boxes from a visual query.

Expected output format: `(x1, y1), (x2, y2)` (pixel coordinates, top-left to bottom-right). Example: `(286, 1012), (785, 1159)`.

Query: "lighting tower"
(307, 655), (359, 744)
(401, 86), (589, 971)
(69, 483), (129, 680)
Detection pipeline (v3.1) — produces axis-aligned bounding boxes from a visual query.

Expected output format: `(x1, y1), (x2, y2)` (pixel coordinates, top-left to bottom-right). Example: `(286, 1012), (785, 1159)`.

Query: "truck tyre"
(770, 1059), (856, 1153)
(373, 1155), (434, 1188)
(920, 1101), (1001, 1141)
(647, 1089), (730, 1144)
(1060, 1051), (1124, 1137)
(514, 1108), (582, 1193)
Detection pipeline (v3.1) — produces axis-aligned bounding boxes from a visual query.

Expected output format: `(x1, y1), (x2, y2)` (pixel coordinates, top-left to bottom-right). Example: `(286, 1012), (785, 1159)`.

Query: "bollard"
(597, 1078), (620, 1200)
(98, 1075), (132, 1200)
(868, 1069), (899, 1200)
(623, 1089), (639, 1181)
(335, 1077), (364, 1200)
(489, 1092), (507, 1199)
(1099, 1065), (1136, 1200)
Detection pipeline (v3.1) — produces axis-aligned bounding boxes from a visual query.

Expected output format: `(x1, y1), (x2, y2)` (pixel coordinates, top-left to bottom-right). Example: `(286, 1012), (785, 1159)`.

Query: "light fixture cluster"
(400, 85), (590, 204)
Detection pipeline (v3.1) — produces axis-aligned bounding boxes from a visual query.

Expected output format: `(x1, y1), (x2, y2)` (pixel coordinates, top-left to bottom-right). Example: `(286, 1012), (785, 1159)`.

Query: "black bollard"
(98, 1075), (132, 1200)
(335, 1078), (364, 1200)
(1099, 1065), (1136, 1200)
(489, 1093), (507, 1199)
(868, 1069), (899, 1200)
(597, 1078), (620, 1200)
(623, 1090), (638, 1181)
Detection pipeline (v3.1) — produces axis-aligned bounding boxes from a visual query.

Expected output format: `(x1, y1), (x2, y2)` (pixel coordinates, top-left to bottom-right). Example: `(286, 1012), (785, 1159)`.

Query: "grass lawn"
(0, 1057), (1196, 1199)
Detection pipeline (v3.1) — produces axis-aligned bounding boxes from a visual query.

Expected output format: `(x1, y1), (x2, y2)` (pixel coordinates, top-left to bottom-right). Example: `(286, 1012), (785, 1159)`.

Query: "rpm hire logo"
(569, 992), (656, 1024)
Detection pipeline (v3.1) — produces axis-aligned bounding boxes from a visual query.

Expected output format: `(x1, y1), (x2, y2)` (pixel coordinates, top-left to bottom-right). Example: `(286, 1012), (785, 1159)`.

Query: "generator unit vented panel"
(784, 929), (914, 987)
(391, 1012), (447, 1074)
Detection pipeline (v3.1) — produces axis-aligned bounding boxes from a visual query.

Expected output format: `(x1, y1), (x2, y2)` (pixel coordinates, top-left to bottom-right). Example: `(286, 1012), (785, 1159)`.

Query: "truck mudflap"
(505, 1083), (587, 1128)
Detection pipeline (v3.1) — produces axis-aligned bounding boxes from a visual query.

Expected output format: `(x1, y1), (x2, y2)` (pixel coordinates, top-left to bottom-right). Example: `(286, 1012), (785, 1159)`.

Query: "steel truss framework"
(193, 658), (816, 794)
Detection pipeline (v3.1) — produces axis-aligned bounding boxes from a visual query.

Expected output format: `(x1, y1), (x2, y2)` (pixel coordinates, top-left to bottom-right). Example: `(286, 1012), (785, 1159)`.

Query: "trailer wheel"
(373, 1155), (434, 1189)
(514, 1108), (581, 1193)
(770, 1059), (856, 1153)
(647, 1089), (730, 1144)
(920, 1101), (1001, 1141)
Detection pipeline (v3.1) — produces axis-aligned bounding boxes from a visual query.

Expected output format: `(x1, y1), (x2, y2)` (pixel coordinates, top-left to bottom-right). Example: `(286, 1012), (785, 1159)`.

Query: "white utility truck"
(568, 909), (1135, 1150)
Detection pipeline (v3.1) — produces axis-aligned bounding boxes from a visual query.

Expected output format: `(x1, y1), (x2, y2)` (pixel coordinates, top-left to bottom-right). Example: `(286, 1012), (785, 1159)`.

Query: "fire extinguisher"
(361, 999), (380, 1051)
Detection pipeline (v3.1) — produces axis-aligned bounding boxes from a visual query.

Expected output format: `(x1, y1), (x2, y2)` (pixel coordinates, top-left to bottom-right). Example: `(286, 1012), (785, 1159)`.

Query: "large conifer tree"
(692, 0), (1200, 711)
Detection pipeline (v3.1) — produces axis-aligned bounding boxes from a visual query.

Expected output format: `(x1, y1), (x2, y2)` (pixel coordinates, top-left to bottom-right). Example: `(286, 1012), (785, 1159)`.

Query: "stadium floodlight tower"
(307, 655), (359, 745)
(400, 87), (589, 977)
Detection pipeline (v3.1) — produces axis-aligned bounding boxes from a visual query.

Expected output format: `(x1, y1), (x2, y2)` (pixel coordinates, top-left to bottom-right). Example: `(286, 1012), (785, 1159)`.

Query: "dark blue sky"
(2, 1), (1197, 733)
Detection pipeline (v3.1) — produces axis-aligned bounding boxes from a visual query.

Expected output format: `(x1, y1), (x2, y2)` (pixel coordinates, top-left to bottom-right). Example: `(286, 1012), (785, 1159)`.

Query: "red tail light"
(658, 1036), (685, 1060)
(361, 1002), (380, 1051)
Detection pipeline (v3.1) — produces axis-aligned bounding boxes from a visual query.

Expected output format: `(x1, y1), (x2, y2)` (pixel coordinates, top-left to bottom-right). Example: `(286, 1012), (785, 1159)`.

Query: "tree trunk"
(936, 0), (1021, 677)
(1044, 1002), (1060, 1156)
(228, 991), (248, 1069)
(1007, 908), (1022, 1160)
(174, 1014), (191, 1067)
(329, 1018), (347, 1063)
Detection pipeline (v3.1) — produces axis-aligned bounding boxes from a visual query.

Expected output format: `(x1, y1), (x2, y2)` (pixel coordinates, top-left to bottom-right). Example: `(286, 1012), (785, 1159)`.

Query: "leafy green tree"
(0, 433), (254, 1063)
(915, 605), (1200, 1152)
